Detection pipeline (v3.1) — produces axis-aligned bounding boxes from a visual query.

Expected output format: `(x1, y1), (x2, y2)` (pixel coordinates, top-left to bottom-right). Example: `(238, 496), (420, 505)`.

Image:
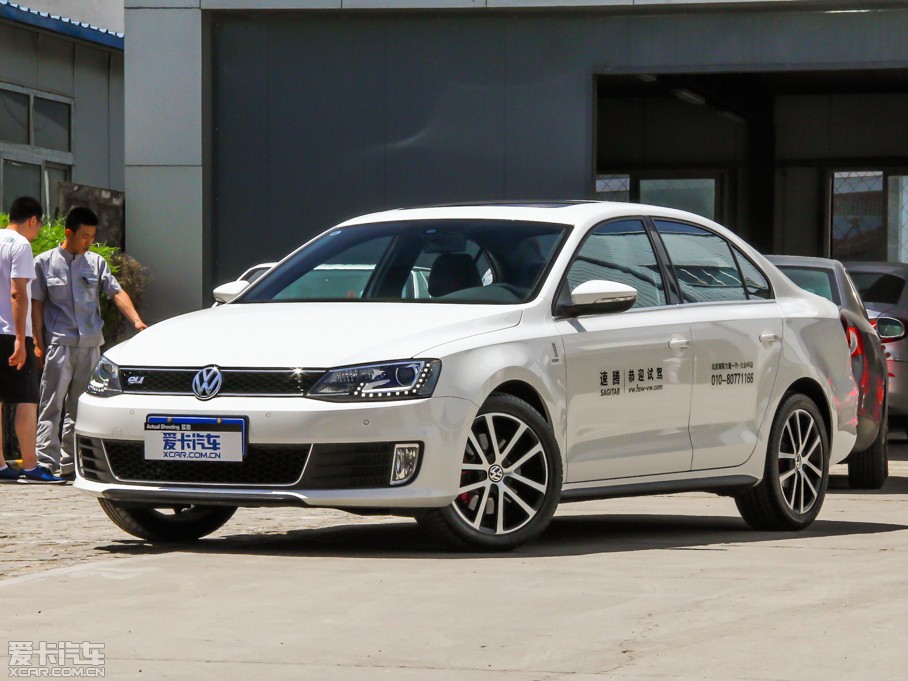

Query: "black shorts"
(0, 335), (39, 404)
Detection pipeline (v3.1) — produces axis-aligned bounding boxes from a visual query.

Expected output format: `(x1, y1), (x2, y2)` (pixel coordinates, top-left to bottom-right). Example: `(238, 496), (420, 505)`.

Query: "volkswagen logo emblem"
(192, 366), (223, 400)
(488, 464), (505, 483)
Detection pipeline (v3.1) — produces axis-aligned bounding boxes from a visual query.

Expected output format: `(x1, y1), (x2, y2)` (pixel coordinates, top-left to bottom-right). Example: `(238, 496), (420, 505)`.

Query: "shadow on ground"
(90, 437), (908, 562)
(93, 510), (906, 562)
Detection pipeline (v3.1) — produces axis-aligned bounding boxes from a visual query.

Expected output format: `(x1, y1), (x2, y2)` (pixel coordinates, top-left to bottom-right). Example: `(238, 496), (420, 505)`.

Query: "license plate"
(144, 415), (246, 462)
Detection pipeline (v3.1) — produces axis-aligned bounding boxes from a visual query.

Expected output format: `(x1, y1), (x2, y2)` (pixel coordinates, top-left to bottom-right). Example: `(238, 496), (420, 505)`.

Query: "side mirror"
(557, 280), (638, 317)
(212, 280), (250, 305)
(876, 316), (906, 342)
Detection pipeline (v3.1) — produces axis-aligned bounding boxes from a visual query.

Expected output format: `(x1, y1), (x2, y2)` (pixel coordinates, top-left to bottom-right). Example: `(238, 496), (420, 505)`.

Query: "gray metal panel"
(211, 13), (603, 283)
(125, 8), (201, 166)
(36, 34), (74, 96)
(502, 15), (610, 198)
(623, 9), (886, 72)
(109, 52), (125, 190)
(183, 6), (908, 316)
(126, 0), (199, 7)
(383, 15), (506, 204)
(0, 22), (38, 89)
(198, 0), (871, 6)
(73, 45), (110, 188)
(210, 16), (269, 282)
(126, 165), (204, 321)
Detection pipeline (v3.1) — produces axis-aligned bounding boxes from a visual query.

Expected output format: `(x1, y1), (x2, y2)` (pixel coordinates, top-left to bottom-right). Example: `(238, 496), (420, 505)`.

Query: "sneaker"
(0, 466), (22, 483)
(18, 466), (67, 485)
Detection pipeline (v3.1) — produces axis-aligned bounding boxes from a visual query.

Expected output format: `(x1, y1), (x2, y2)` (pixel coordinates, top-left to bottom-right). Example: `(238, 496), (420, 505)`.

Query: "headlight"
(309, 359), (441, 401)
(87, 356), (123, 397)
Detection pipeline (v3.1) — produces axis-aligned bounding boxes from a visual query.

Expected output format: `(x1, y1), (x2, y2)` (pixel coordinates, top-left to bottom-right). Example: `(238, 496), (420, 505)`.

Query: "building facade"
(126, 0), (908, 321)
(0, 1), (123, 214)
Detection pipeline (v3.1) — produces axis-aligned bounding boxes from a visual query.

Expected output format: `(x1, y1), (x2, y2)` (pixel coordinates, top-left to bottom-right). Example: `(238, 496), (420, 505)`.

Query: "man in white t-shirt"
(0, 197), (64, 484)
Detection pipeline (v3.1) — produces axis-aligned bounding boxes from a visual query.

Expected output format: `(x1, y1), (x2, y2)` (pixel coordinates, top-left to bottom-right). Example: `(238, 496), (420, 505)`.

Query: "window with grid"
(0, 84), (72, 213)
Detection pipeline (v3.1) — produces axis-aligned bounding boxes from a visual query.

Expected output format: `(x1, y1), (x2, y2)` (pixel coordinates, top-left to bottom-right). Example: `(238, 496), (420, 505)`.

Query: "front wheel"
(417, 393), (562, 551)
(98, 499), (237, 541)
(735, 393), (829, 531)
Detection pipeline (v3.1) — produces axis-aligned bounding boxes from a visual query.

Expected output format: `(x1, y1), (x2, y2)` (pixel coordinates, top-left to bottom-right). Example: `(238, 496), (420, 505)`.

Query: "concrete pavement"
(2, 444), (908, 680)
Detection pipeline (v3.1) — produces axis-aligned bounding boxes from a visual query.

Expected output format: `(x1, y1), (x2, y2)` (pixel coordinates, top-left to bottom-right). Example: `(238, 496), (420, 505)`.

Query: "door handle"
(668, 338), (691, 351)
(759, 332), (780, 344)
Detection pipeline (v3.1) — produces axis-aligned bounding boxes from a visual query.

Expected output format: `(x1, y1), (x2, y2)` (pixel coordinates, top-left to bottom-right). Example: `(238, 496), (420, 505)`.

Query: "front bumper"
(74, 393), (477, 509)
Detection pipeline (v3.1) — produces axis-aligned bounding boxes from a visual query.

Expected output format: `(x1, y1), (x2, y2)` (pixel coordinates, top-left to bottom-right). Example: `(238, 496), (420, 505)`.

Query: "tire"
(98, 499), (237, 542)
(735, 393), (829, 531)
(416, 393), (562, 551)
(848, 396), (889, 490)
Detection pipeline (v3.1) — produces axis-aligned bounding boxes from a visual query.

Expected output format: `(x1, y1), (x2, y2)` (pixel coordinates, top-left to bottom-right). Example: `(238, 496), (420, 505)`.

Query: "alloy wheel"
(777, 408), (824, 515)
(453, 411), (550, 535)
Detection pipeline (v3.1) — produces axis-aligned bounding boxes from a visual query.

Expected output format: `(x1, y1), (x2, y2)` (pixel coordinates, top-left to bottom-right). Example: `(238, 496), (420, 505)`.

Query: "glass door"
(595, 172), (724, 222)
(830, 169), (908, 262)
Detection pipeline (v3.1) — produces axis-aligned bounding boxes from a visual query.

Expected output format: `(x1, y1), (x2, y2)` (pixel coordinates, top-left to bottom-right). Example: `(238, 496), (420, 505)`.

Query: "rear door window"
(653, 221), (747, 303)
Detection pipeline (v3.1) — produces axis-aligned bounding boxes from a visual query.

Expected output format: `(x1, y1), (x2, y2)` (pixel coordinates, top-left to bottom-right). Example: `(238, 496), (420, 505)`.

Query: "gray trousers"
(36, 344), (100, 473)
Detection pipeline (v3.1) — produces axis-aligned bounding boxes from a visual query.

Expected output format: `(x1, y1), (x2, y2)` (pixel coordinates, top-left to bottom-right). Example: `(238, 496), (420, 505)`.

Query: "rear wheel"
(735, 393), (829, 531)
(417, 393), (562, 551)
(848, 396), (889, 489)
(98, 499), (236, 541)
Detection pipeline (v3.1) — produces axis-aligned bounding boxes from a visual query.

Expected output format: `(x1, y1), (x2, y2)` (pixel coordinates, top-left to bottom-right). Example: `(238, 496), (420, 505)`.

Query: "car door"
(555, 219), (694, 483)
(652, 219), (783, 471)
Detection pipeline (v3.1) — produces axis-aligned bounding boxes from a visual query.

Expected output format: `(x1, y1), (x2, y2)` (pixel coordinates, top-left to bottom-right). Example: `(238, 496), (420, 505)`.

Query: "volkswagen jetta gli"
(76, 203), (858, 550)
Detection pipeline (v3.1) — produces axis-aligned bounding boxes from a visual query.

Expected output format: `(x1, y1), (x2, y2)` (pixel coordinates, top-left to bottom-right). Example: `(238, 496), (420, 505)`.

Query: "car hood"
(106, 303), (523, 368)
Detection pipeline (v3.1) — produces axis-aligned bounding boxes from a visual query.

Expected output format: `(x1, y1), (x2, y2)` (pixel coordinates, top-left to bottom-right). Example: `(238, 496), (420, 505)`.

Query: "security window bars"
(830, 170), (908, 263)
(0, 84), (73, 212)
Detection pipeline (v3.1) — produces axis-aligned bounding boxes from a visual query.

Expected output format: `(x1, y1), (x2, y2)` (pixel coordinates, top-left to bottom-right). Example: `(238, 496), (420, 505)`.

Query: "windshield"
(240, 219), (570, 304)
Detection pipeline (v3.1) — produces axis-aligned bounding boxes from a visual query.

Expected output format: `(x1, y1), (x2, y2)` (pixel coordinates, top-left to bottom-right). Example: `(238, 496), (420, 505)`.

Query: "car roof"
(766, 254), (844, 270)
(843, 261), (908, 275)
(336, 201), (724, 228)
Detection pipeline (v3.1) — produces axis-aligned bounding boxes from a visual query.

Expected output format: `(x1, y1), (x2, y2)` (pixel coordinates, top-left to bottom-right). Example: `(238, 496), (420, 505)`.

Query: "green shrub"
(100, 253), (151, 348)
(2, 213), (148, 348)
(27, 216), (120, 270)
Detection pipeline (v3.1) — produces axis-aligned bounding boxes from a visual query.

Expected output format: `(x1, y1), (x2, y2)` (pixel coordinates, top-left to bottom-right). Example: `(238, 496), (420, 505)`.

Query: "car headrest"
(428, 253), (482, 298)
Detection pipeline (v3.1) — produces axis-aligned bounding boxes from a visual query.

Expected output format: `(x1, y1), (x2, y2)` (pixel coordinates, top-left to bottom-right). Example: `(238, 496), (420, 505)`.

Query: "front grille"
(301, 443), (397, 489)
(80, 438), (421, 490)
(119, 368), (324, 396)
(103, 440), (310, 486)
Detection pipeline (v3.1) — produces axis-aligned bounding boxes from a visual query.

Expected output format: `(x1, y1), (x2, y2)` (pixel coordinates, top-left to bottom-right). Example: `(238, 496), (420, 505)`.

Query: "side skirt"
(560, 474), (759, 503)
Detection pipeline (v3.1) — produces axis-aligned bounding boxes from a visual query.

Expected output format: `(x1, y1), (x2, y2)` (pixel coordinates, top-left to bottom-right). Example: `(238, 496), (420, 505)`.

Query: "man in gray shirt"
(31, 207), (147, 477)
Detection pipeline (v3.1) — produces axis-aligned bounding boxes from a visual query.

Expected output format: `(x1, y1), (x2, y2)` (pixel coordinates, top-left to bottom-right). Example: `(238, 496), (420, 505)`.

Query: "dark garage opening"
(596, 69), (908, 260)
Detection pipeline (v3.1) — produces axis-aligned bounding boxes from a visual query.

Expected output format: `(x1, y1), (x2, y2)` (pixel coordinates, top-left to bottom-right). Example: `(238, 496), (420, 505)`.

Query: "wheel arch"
(784, 377), (833, 445)
(490, 380), (551, 424)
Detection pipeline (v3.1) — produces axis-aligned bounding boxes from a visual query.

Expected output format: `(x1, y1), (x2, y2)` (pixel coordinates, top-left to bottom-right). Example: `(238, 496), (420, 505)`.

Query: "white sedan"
(76, 202), (857, 550)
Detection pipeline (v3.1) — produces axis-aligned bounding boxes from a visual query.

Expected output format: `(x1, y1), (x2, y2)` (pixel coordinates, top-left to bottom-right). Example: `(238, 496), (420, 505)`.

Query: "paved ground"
(2, 439), (908, 680)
